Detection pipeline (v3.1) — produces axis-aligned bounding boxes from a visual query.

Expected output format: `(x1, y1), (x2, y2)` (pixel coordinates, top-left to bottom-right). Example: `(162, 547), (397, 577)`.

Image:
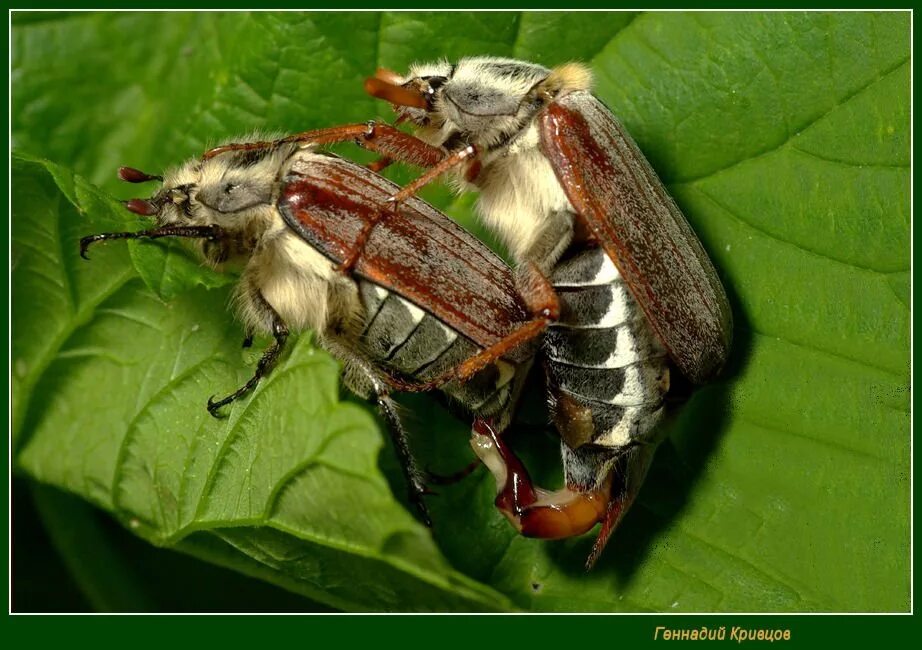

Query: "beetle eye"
(426, 76), (448, 93)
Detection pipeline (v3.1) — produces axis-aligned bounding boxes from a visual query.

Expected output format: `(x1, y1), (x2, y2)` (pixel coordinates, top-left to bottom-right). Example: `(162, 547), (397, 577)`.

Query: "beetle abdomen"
(358, 281), (519, 423)
(545, 247), (668, 457)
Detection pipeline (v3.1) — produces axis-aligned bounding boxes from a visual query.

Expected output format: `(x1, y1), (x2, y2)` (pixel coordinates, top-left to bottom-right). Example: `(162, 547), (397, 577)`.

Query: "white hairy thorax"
(472, 122), (575, 269)
(398, 56), (595, 271)
(156, 146), (362, 339)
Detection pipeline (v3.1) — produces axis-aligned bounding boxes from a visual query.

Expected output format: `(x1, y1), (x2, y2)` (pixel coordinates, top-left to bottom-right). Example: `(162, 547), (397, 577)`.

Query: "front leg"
(386, 145), (479, 204)
(202, 122), (446, 169)
(207, 292), (289, 417)
(80, 224), (225, 260)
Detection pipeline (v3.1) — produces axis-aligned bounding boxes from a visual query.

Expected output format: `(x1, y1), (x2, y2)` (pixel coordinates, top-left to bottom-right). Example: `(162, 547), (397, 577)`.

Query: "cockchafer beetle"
(196, 56), (732, 566)
(361, 57), (733, 566)
(81, 141), (562, 527)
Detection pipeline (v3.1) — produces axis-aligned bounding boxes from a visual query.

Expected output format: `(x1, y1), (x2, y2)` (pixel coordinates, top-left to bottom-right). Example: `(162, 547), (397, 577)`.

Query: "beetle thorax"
(239, 226), (360, 336)
(473, 121), (576, 271)
(399, 59), (596, 270)
(405, 58), (594, 154)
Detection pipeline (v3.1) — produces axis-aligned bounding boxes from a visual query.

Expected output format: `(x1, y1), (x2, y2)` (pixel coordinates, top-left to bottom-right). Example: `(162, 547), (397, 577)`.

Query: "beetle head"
(367, 57), (593, 150)
(116, 143), (299, 264)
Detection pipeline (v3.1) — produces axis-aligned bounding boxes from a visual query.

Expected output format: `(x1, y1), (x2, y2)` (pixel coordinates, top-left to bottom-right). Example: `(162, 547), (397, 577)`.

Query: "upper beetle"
(362, 57), (732, 385)
(361, 56), (733, 566)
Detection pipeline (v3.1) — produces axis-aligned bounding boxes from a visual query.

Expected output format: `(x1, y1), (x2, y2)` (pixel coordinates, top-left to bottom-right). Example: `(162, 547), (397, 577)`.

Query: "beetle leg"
(384, 317), (548, 393)
(207, 293), (289, 417)
(380, 314), (547, 396)
(425, 459), (481, 486)
(375, 392), (434, 527)
(281, 121), (444, 167)
(79, 224), (224, 260)
(445, 262), (560, 382)
(332, 258), (557, 399)
(515, 260), (560, 320)
(356, 121), (446, 168)
(452, 319), (549, 384)
(366, 156), (394, 172)
(322, 333), (434, 526)
(387, 145), (478, 205)
(440, 262), (560, 382)
(202, 122), (446, 169)
(202, 124), (377, 160)
(470, 418), (612, 544)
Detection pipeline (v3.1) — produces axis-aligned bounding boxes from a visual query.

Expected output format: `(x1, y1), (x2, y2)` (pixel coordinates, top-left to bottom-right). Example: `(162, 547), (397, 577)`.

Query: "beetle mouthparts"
(118, 167), (163, 184)
(364, 77), (428, 110)
(123, 198), (159, 216)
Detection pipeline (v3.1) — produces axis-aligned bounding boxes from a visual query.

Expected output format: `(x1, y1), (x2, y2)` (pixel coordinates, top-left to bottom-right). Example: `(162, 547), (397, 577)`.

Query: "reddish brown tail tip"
(584, 498), (625, 571)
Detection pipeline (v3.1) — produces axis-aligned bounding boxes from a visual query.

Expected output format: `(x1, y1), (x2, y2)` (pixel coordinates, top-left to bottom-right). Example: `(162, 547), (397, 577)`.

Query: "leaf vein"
(639, 503), (829, 609)
(741, 415), (889, 464)
(788, 144), (910, 170)
(742, 325), (906, 381)
(13, 268), (136, 442)
(110, 356), (229, 514)
(191, 350), (330, 521)
(673, 56), (910, 184)
(692, 185), (907, 275)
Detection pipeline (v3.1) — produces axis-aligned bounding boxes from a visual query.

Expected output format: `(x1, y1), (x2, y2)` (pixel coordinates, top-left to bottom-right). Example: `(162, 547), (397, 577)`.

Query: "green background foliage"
(11, 11), (910, 612)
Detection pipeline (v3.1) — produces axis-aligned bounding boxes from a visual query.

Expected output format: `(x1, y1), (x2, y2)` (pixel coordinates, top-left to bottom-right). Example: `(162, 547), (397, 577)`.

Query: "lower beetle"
(81, 142), (559, 525)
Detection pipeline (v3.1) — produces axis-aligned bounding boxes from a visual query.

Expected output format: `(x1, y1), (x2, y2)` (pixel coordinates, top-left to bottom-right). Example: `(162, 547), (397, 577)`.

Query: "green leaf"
(12, 11), (909, 612)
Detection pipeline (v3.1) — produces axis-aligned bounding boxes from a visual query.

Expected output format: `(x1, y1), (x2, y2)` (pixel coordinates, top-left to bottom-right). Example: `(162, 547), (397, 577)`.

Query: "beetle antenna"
(79, 224), (224, 260)
(118, 166), (163, 183)
(123, 198), (160, 216)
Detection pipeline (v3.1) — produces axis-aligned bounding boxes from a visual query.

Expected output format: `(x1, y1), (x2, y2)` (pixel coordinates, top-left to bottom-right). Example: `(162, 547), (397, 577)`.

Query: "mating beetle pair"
(82, 56), (731, 568)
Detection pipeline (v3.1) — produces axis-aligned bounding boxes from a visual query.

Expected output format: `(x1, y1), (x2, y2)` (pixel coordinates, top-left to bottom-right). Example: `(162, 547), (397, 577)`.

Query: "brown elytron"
(278, 155), (533, 348)
(539, 96), (731, 384)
